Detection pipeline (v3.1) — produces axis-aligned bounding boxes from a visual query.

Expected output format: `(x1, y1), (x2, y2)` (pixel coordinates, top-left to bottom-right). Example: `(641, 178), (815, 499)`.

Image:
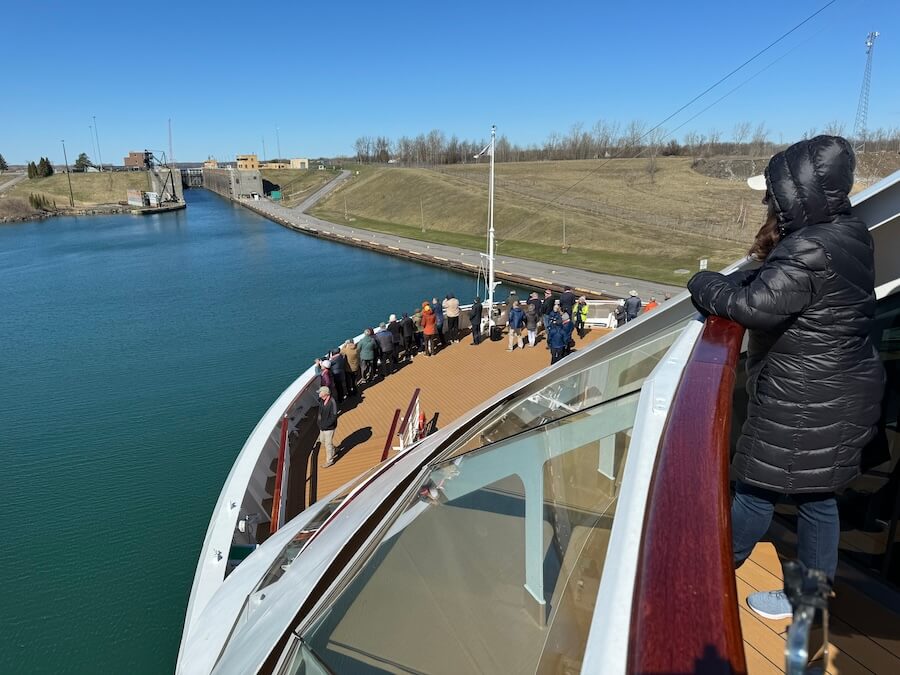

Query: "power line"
(496, 0), (841, 245)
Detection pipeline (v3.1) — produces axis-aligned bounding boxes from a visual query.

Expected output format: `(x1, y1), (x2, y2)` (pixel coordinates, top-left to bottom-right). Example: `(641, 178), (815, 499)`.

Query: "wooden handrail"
(269, 414), (290, 535)
(398, 388), (422, 437)
(627, 315), (747, 674)
(381, 409), (402, 462)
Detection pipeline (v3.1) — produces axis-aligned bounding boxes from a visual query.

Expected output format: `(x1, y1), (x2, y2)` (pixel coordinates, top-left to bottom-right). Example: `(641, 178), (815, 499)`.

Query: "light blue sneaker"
(747, 589), (793, 620)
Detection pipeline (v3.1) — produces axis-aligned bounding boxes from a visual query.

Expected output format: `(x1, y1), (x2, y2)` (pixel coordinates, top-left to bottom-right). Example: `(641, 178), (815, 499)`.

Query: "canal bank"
(203, 172), (684, 301)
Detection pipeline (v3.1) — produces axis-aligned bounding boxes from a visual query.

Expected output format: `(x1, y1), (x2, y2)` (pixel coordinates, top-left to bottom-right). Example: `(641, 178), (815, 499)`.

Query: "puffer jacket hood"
(687, 135), (884, 494)
(765, 135), (855, 235)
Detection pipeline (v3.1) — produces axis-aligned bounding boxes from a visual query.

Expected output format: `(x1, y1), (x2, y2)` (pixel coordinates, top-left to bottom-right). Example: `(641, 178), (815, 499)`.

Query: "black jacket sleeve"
(688, 236), (828, 331)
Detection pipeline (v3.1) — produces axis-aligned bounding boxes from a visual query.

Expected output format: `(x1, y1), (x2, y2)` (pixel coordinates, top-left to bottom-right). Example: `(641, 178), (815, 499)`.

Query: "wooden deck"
(289, 328), (608, 512)
(740, 536), (900, 674)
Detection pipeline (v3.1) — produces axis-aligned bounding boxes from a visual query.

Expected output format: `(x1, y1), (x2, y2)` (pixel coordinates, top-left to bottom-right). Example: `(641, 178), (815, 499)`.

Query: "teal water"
(0, 190), (519, 674)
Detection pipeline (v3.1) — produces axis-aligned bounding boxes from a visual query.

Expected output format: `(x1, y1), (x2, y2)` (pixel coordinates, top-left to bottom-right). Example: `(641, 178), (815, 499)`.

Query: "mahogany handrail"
(397, 388), (422, 437)
(381, 409), (402, 462)
(627, 315), (747, 674)
(269, 414), (290, 535)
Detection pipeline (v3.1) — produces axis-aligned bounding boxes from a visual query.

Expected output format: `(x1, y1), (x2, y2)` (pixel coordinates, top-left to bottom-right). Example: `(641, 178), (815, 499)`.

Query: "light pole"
(61, 140), (75, 207)
(93, 115), (104, 172)
(89, 124), (99, 168)
(276, 126), (281, 161)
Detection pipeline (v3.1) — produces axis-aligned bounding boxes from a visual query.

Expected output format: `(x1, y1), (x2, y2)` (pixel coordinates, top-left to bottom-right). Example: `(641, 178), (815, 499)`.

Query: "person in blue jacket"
(547, 316), (568, 364)
(507, 301), (525, 351)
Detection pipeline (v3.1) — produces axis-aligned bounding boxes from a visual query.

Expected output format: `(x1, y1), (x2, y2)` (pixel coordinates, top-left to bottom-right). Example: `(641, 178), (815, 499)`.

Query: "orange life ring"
(417, 411), (427, 439)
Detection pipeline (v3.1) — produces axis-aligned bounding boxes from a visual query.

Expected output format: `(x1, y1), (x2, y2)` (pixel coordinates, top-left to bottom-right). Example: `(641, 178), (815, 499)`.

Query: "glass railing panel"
(296, 391), (640, 675)
(253, 462), (386, 595)
(446, 320), (687, 458)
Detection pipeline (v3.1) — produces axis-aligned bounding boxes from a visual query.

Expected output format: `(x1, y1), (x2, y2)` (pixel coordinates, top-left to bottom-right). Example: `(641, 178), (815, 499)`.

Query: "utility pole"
(92, 115), (104, 172)
(61, 140), (74, 207)
(262, 136), (267, 162)
(168, 118), (176, 168)
(853, 31), (879, 152)
(89, 124), (99, 168)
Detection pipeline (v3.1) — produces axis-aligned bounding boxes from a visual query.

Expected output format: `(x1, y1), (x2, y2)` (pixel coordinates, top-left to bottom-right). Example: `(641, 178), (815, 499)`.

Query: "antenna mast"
(853, 31), (879, 152)
(168, 118), (176, 168)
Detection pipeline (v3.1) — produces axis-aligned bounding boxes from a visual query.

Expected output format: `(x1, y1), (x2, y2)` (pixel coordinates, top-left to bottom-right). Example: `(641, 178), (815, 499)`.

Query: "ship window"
(292, 390), (641, 675)
(445, 319), (689, 459)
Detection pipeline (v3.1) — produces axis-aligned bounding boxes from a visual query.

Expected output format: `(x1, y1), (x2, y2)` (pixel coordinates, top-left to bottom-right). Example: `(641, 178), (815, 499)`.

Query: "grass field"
(6, 171), (151, 206)
(260, 169), (339, 206)
(310, 158), (759, 284)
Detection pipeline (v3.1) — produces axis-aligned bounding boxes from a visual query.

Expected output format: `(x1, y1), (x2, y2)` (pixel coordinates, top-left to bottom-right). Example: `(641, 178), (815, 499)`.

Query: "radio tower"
(852, 31), (879, 152)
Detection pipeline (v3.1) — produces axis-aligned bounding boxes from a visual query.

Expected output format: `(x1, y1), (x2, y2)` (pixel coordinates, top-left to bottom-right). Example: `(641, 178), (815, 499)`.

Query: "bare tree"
(750, 123), (769, 157)
(625, 120), (647, 156)
(823, 120), (846, 137)
(732, 121), (752, 154)
(684, 131), (703, 161)
(646, 128), (667, 183)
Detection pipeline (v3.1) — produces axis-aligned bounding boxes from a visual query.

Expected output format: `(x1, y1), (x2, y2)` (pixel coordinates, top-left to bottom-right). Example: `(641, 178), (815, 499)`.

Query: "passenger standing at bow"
(443, 294), (461, 343)
(688, 136), (885, 621)
(317, 385), (339, 468)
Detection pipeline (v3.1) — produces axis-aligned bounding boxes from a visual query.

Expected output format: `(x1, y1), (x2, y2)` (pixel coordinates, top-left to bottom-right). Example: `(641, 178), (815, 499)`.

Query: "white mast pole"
(487, 124), (496, 327)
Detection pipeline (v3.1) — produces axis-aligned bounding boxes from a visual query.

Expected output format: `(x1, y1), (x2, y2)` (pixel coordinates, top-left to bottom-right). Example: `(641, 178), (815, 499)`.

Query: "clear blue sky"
(3, 0), (898, 165)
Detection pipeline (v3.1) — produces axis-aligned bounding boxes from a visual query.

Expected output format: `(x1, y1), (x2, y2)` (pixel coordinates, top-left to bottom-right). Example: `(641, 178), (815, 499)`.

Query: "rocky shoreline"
(0, 204), (129, 225)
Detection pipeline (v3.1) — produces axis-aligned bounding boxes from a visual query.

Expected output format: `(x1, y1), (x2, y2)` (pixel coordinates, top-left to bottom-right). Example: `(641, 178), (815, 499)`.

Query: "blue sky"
(3, 0), (898, 165)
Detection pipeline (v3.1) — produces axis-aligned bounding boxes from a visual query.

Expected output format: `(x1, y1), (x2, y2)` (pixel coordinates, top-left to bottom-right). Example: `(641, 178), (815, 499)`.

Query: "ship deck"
(284, 327), (608, 511)
(739, 534), (900, 674)
(272, 327), (900, 675)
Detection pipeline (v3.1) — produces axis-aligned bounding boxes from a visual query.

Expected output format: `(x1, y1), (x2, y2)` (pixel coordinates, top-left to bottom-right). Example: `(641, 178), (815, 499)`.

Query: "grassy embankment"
(5, 171), (151, 207)
(310, 158), (760, 285)
(259, 169), (339, 206)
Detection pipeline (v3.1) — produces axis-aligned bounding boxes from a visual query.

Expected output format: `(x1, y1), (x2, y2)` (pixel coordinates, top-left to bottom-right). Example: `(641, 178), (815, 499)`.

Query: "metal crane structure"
(852, 31), (879, 153)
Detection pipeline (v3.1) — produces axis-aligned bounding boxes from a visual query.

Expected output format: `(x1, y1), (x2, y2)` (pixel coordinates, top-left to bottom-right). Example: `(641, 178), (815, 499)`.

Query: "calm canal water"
(0, 189), (520, 674)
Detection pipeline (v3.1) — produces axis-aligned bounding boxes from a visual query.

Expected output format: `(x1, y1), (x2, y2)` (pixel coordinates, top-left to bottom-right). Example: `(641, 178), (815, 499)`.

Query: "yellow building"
(260, 161), (290, 170)
(203, 157), (219, 169)
(236, 154), (259, 170)
(290, 158), (309, 169)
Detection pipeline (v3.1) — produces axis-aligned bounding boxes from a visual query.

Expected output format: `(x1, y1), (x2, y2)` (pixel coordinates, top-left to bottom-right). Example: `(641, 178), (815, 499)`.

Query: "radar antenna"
(852, 31), (879, 152)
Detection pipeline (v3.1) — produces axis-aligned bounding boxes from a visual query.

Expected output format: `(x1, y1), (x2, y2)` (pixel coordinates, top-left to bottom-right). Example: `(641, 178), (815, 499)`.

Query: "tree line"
(352, 120), (900, 166)
(27, 157), (55, 178)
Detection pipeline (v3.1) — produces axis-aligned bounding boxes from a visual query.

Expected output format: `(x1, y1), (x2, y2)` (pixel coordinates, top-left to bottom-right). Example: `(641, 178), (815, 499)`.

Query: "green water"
(0, 190), (516, 673)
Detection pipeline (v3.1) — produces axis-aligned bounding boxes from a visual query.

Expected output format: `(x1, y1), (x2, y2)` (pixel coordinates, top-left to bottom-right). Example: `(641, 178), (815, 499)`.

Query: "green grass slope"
(311, 158), (761, 285)
(260, 169), (338, 206)
(7, 172), (151, 206)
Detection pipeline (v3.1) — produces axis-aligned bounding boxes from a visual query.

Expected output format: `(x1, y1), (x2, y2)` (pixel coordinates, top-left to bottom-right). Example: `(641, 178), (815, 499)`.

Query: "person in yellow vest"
(574, 296), (589, 338)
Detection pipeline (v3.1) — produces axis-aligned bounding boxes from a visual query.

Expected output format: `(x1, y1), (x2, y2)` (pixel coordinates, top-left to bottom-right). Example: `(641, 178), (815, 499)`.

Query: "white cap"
(389, 314), (397, 321)
(321, 359), (331, 368)
(747, 174), (767, 191)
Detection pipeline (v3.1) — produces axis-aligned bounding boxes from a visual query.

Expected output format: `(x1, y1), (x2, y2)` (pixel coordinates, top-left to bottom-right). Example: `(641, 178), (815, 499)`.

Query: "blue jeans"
(732, 481), (839, 581)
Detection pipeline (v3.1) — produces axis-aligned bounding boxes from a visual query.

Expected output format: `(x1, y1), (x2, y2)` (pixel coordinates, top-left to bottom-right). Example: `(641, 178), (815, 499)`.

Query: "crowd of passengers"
(314, 285), (670, 403)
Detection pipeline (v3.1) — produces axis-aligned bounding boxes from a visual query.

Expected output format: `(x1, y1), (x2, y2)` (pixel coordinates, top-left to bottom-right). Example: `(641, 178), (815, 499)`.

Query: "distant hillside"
(311, 158), (761, 284)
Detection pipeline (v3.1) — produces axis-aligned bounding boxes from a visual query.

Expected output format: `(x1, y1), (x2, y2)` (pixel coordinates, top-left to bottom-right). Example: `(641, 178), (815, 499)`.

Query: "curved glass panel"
(291, 391), (641, 675)
(444, 321), (687, 459)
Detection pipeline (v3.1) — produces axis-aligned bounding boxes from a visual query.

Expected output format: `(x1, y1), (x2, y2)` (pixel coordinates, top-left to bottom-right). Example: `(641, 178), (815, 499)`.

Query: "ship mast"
(487, 124), (497, 327)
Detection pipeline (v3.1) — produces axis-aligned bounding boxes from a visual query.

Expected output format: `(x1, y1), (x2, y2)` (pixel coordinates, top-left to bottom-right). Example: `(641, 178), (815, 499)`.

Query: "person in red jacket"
(421, 305), (437, 356)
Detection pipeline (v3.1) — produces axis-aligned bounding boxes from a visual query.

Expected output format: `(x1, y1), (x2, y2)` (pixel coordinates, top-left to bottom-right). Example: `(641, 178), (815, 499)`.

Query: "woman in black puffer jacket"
(689, 135), (884, 621)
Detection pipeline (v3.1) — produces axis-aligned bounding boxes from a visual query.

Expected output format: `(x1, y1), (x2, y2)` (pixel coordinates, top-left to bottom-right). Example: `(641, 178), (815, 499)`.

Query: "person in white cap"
(624, 289), (642, 321)
(316, 385), (338, 467)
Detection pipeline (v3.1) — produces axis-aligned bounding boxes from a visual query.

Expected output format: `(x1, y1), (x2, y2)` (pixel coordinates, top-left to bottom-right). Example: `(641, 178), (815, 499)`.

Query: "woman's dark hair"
(748, 199), (780, 261)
